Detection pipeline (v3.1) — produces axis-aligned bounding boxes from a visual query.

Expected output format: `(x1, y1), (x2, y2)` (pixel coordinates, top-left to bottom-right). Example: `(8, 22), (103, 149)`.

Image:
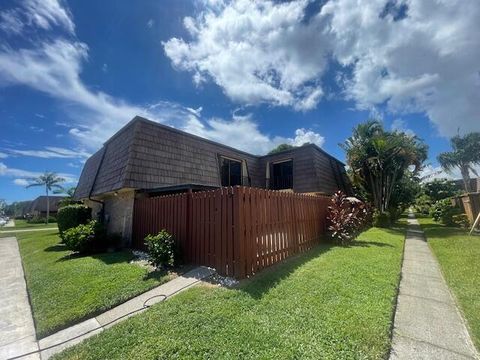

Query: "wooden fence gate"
(132, 186), (330, 278)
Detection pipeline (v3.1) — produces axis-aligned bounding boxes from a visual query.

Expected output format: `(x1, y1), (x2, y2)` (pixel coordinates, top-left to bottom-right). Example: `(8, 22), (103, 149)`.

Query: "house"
(75, 116), (351, 243)
(452, 178), (480, 193)
(28, 196), (66, 218)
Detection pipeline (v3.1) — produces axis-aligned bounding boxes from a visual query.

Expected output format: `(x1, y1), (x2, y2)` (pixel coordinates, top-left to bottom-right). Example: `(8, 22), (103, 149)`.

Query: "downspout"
(88, 145), (108, 223)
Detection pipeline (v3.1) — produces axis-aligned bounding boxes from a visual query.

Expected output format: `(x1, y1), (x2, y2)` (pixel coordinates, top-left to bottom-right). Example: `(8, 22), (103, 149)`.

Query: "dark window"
(271, 160), (293, 190)
(220, 158), (242, 186)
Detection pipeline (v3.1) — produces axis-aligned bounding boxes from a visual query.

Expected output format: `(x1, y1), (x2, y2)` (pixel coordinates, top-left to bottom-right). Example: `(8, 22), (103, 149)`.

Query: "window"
(220, 157), (242, 186)
(271, 160), (293, 190)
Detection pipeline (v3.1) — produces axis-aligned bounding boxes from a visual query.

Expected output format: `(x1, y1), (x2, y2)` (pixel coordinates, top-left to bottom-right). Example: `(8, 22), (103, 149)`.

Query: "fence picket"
(131, 187), (329, 278)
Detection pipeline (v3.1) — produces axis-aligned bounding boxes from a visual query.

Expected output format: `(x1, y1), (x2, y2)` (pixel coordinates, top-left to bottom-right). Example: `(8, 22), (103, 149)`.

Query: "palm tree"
(437, 132), (480, 192)
(342, 120), (428, 213)
(26, 172), (65, 223)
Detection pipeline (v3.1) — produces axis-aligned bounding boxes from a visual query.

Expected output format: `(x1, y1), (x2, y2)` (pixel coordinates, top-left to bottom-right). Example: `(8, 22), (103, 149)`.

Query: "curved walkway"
(390, 213), (478, 359)
(0, 234), (215, 360)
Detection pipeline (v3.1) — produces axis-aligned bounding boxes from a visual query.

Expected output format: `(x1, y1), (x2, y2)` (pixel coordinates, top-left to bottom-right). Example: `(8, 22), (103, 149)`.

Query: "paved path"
(390, 213), (478, 360)
(0, 228), (58, 234)
(0, 237), (215, 360)
(0, 237), (40, 360)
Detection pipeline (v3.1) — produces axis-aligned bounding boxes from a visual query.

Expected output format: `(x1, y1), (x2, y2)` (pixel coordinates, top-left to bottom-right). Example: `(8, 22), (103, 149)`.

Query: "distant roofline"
(102, 116), (345, 165)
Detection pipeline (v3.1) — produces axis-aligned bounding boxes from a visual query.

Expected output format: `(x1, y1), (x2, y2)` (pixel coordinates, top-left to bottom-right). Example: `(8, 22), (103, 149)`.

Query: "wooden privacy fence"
(132, 186), (330, 278)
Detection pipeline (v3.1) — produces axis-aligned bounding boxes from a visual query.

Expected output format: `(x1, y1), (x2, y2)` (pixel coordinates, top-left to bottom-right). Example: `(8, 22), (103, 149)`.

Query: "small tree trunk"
(46, 187), (50, 225)
(461, 165), (471, 193)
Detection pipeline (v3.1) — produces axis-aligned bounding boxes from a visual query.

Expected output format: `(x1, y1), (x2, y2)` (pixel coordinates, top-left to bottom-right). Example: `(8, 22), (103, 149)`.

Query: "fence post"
(291, 195), (299, 254)
(185, 189), (193, 262)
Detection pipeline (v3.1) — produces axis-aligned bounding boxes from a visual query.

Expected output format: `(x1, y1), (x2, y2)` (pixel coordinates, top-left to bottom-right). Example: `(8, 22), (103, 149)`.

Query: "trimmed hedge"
(57, 205), (91, 235)
(63, 221), (97, 253)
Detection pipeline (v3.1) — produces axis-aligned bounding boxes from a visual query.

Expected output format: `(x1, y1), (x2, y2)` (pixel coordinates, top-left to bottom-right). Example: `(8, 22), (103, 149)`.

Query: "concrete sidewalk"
(0, 259), (214, 360)
(0, 237), (39, 360)
(390, 213), (478, 359)
(0, 228), (58, 234)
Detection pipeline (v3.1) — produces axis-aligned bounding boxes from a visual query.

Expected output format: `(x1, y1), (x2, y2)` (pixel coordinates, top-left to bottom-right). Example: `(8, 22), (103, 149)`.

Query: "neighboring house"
(75, 116), (351, 243)
(453, 178), (480, 193)
(28, 196), (66, 218)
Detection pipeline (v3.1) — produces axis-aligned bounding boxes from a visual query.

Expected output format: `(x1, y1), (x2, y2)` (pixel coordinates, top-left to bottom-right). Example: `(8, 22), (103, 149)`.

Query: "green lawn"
(15, 229), (175, 338)
(3, 219), (58, 229)
(417, 216), (480, 350)
(54, 224), (405, 360)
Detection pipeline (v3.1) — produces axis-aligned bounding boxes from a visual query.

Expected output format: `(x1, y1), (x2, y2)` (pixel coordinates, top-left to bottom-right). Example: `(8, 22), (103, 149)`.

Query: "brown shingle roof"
(75, 116), (347, 199)
(29, 196), (66, 213)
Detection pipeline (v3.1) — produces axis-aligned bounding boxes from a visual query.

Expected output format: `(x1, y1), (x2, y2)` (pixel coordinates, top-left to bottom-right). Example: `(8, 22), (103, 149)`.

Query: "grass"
(417, 216), (480, 350)
(14, 229), (175, 338)
(0, 219), (57, 230)
(54, 224), (406, 360)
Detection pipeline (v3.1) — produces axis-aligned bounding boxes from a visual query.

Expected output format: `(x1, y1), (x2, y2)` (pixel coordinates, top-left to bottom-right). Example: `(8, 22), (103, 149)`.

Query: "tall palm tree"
(342, 120), (428, 212)
(27, 172), (65, 224)
(438, 132), (480, 192)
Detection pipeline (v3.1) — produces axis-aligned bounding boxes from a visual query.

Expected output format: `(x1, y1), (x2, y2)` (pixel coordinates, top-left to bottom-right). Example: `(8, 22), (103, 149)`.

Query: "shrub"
(327, 191), (369, 245)
(27, 216), (57, 224)
(414, 194), (434, 215)
(452, 214), (470, 229)
(430, 198), (461, 226)
(144, 230), (177, 268)
(62, 220), (108, 254)
(63, 221), (97, 253)
(373, 211), (391, 228)
(57, 205), (91, 235)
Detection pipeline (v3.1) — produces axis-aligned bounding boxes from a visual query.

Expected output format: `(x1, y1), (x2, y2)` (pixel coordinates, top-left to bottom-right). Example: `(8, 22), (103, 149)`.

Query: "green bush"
(62, 220), (108, 254)
(414, 194), (434, 215)
(452, 214), (470, 229)
(430, 199), (461, 226)
(27, 216), (57, 224)
(144, 230), (177, 268)
(373, 211), (391, 228)
(57, 205), (91, 236)
(62, 221), (97, 253)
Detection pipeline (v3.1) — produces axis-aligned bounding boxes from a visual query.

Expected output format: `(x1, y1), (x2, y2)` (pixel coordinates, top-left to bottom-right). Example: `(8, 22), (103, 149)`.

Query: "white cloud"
(420, 164), (480, 183)
(322, 0), (480, 136)
(0, 0), (328, 159)
(0, 0), (75, 35)
(390, 118), (415, 137)
(164, 0), (480, 137)
(0, 162), (76, 184)
(29, 126), (44, 132)
(5, 147), (91, 159)
(147, 19), (154, 28)
(13, 178), (29, 186)
(291, 128), (325, 147)
(0, 152), (8, 159)
(181, 113), (324, 155)
(163, 0), (330, 111)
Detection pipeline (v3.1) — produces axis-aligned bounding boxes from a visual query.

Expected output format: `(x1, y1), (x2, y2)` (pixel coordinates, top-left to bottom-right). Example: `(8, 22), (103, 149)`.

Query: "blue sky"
(1, 0), (479, 203)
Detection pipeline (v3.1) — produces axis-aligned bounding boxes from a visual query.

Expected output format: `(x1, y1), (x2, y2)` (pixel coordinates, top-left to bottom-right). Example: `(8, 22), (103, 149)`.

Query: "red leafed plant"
(327, 191), (370, 245)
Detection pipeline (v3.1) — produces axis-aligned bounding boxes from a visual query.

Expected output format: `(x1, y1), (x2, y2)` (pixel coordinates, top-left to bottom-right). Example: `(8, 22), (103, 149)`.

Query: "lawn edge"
(15, 230), (183, 339)
(384, 220), (408, 360)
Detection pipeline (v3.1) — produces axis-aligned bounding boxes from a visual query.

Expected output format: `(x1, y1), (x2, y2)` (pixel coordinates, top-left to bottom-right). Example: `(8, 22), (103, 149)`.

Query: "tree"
(268, 143), (297, 155)
(422, 179), (458, 202)
(341, 120), (428, 213)
(55, 187), (79, 207)
(0, 199), (6, 216)
(437, 132), (480, 192)
(26, 172), (65, 224)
